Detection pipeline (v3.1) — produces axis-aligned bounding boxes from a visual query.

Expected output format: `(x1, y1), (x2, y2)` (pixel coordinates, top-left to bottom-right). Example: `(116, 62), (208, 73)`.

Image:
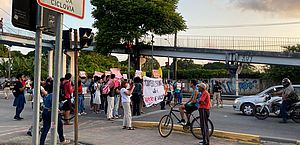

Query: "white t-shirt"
(121, 88), (130, 103)
(32, 86), (45, 103)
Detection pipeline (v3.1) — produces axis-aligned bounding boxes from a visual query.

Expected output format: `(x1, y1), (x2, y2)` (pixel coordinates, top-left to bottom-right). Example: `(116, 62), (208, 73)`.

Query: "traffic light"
(62, 29), (72, 50)
(12, 0), (58, 36)
(79, 28), (93, 49)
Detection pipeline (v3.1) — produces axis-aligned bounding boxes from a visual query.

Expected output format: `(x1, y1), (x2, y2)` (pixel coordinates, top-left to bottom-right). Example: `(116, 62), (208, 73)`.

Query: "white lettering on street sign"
(37, 0), (85, 19)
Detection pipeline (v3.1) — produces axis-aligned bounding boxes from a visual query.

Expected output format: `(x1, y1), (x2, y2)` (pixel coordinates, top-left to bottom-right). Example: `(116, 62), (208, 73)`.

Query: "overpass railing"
(1, 23), (55, 40)
(143, 35), (300, 52)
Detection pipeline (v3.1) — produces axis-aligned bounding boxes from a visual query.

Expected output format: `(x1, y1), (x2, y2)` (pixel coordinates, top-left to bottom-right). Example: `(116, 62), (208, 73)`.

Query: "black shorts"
(62, 99), (72, 111)
(185, 104), (198, 114)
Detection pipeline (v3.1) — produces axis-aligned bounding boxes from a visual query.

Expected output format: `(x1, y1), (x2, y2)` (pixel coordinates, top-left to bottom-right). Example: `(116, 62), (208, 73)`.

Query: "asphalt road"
(0, 92), (299, 143)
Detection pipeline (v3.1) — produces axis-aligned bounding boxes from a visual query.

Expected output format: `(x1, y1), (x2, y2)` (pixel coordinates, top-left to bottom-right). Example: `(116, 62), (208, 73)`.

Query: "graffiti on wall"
(210, 78), (260, 95)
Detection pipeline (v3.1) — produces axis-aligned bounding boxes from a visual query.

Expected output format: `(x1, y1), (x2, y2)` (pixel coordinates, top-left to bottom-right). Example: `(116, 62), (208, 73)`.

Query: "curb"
(133, 121), (260, 144)
(133, 121), (300, 144)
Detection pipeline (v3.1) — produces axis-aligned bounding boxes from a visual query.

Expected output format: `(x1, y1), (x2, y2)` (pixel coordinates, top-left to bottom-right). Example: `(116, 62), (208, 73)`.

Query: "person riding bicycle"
(178, 80), (199, 126)
(273, 78), (299, 123)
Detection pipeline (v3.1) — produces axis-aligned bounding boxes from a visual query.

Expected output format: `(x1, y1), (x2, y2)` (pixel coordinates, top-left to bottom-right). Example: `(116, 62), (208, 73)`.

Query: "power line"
(188, 21), (300, 29)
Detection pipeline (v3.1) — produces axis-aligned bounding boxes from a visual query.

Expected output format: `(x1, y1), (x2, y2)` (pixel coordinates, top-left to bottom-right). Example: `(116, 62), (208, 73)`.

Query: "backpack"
(288, 90), (300, 103)
(102, 85), (110, 95)
(12, 81), (19, 97)
(89, 82), (96, 94)
(59, 82), (68, 101)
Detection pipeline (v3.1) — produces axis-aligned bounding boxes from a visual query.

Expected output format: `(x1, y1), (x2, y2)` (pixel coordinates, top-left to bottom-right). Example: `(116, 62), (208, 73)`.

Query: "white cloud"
(230, 0), (300, 17)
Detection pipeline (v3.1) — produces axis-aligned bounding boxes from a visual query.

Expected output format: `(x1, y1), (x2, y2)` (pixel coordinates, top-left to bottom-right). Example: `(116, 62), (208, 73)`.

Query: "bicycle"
(158, 103), (214, 139)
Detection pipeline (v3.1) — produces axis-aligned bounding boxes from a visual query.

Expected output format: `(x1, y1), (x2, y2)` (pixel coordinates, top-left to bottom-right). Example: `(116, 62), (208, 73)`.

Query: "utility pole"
(50, 13), (63, 145)
(173, 32), (178, 80)
(151, 34), (154, 77)
(73, 29), (79, 145)
(32, 5), (43, 145)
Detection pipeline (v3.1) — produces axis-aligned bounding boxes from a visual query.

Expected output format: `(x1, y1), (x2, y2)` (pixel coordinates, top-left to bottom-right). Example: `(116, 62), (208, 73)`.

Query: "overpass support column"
(47, 49), (54, 77)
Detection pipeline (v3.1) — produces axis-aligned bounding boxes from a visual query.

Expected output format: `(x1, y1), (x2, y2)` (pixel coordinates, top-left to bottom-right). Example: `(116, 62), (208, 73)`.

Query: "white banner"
(143, 77), (165, 107)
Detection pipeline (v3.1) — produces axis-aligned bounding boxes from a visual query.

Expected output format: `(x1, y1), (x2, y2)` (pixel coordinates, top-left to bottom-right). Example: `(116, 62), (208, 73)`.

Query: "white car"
(233, 85), (300, 116)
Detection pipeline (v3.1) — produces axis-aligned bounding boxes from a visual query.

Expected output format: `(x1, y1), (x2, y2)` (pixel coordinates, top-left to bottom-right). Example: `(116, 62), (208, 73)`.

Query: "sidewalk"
(4, 119), (253, 145)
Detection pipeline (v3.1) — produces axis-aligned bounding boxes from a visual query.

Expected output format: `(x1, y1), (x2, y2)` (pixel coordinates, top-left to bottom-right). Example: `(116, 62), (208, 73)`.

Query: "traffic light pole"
(50, 13), (63, 145)
(74, 29), (79, 145)
(32, 5), (43, 145)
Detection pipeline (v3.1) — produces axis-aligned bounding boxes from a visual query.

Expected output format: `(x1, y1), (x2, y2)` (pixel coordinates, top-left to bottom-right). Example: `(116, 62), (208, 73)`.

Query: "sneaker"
(78, 113), (81, 116)
(19, 117), (24, 120)
(114, 116), (119, 119)
(82, 112), (87, 115)
(60, 139), (70, 144)
(178, 119), (186, 125)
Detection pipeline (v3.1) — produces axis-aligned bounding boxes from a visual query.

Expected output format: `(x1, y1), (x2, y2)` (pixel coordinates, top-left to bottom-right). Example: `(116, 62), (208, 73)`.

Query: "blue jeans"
(78, 94), (85, 113)
(175, 92), (182, 104)
(280, 100), (292, 122)
(13, 94), (26, 118)
(40, 110), (65, 145)
(113, 95), (120, 116)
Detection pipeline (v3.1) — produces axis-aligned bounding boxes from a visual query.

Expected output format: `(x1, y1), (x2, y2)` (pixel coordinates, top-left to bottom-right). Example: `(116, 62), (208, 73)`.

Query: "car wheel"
(241, 103), (254, 116)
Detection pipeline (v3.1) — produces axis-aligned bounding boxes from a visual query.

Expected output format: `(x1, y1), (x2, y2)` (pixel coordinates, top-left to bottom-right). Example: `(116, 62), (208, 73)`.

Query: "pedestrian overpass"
(1, 24), (300, 68)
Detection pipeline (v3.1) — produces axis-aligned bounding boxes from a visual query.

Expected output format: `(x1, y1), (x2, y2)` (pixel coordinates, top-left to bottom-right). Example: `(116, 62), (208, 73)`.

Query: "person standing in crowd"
(104, 74), (116, 121)
(161, 80), (168, 110)
(132, 77), (143, 116)
(40, 93), (70, 145)
(166, 80), (173, 105)
(88, 77), (95, 111)
(120, 81), (135, 130)
(3, 80), (11, 99)
(93, 76), (101, 113)
(174, 80), (183, 104)
(78, 79), (87, 115)
(44, 77), (53, 94)
(100, 75), (108, 114)
(203, 80), (210, 93)
(61, 73), (73, 125)
(113, 79), (121, 119)
(212, 81), (223, 108)
(13, 74), (26, 120)
(198, 83), (211, 145)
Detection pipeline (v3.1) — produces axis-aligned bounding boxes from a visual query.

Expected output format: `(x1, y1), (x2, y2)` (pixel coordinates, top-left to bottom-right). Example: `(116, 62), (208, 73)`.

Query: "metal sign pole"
(32, 5), (43, 145)
(74, 29), (79, 145)
(50, 13), (63, 145)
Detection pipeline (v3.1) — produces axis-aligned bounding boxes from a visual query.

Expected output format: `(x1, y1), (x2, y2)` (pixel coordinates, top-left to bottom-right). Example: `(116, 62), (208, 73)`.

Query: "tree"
(203, 62), (226, 69)
(141, 57), (160, 72)
(0, 44), (8, 57)
(170, 59), (202, 70)
(263, 45), (300, 83)
(91, 0), (186, 54)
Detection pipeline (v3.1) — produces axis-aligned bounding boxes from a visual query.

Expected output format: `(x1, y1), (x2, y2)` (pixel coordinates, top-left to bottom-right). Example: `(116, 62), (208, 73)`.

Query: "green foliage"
(78, 51), (122, 76)
(170, 59), (202, 70)
(263, 45), (300, 83)
(141, 57), (160, 72)
(0, 44), (8, 57)
(91, 0), (186, 54)
(203, 62), (226, 69)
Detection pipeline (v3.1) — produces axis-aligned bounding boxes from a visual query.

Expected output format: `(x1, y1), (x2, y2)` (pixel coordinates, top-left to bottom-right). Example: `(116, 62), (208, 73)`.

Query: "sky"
(1, 0), (300, 64)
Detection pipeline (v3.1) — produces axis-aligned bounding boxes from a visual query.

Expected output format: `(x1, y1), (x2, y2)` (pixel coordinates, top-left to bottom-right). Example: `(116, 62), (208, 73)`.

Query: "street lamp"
(151, 34), (154, 77)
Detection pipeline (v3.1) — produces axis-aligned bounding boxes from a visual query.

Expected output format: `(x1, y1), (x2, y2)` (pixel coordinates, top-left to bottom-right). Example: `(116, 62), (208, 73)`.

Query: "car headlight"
(234, 98), (240, 104)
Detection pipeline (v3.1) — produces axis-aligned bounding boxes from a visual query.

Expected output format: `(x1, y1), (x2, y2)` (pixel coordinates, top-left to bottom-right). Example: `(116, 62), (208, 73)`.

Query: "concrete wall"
(210, 78), (261, 95)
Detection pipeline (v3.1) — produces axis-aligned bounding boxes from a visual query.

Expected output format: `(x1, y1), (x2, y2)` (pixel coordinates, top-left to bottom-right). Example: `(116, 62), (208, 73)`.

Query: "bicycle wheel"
(158, 115), (173, 138)
(191, 116), (214, 139)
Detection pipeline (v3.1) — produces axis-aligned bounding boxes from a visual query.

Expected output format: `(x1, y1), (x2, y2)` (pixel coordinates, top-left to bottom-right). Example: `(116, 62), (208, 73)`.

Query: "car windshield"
(257, 86), (283, 96)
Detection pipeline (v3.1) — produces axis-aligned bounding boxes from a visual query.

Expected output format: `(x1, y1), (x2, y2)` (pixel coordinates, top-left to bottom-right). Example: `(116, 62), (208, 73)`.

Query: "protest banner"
(79, 71), (87, 78)
(143, 77), (165, 107)
(122, 74), (128, 80)
(94, 71), (104, 77)
(110, 68), (122, 79)
(105, 71), (112, 76)
(135, 70), (142, 78)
